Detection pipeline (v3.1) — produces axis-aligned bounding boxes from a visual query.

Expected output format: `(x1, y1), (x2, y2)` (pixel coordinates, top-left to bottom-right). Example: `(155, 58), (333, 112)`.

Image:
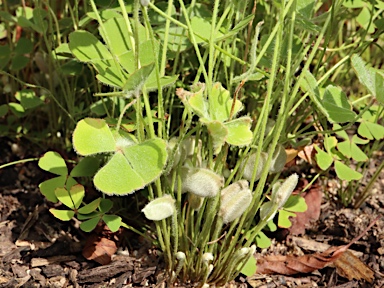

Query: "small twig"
(207, 231), (227, 245)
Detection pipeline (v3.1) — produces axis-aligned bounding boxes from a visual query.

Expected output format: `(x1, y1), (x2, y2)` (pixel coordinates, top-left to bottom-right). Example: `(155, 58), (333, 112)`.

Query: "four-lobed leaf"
(178, 83), (252, 153)
(73, 118), (168, 195)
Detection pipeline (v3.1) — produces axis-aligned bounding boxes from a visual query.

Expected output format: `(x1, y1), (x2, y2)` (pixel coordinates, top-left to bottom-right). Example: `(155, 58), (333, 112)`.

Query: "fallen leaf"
(298, 144), (316, 165)
(285, 148), (298, 163)
(334, 250), (374, 282)
(82, 224), (120, 265)
(256, 249), (375, 283)
(82, 235), (117, 265)
(288, 184), (322, 235)
(256, 215), (380, 283)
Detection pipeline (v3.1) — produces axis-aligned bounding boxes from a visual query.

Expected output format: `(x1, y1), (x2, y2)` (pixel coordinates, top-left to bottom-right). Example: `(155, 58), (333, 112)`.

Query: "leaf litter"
(256, 215), (380, 283)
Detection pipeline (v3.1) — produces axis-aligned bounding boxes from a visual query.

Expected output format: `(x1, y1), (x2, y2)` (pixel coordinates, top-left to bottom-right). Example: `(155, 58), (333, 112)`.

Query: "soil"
(0, 138), (383, 288)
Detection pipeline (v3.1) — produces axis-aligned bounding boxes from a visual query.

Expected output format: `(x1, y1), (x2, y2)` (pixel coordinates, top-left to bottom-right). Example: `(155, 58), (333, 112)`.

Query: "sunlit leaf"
(73, 118), (116, 156)
(239, 254), (257, 277)
(322, 85), (357, 123)
(358, 121), (384, 140)
(314, 145), (333, 170)
(50, 208), (74, 221)
(38, 151), (67, 175)
(55, 187), (74, 209)
(278, 209), (296, 228)
(351, 54), (384, 104)
(93, 138), (167, 195)
(254, 231), (272, 249)
(334, 161), (362, 181)
(283, 195), (307, 212)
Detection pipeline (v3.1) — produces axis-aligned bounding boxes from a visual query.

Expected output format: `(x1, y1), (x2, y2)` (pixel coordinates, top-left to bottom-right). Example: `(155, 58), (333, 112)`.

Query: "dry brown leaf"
(334, 250), (374, 283)
(82, 223), (122, 265)
(256, 215), (380, 283)
(285, 148), (299, 163)
(256, 246), (344, 275)
(256, 245), (372, 277)
(297, 144), (316, 165)
(82, 235), (117, 265)
(288, 184), (322, 235)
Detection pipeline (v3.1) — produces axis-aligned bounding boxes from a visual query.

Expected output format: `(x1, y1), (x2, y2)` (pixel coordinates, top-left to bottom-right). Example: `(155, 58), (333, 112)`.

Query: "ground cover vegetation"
(0, 0), (383, 286)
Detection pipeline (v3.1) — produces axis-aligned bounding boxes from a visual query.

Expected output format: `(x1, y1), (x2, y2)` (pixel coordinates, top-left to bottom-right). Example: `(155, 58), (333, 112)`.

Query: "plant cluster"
(1, 0), (383, 286)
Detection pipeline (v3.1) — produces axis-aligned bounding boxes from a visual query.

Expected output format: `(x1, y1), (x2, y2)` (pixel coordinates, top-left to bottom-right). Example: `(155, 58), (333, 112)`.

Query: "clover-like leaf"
(78, 198), (101, 215)
(351, 54), (384, 105)
(80, 216), (101, 232)
(314, 144), (333, 170)
(358, 120), (384, 140)
(283, 195), (307, 213)
(123, 62), (155, 96)
(239, 254), (257, 277)
(334, 161), (362, 181)
(254, 231), (272, 249)
(70, 156), (101, 177)
(224, 117), (253, 147)
(69, 184), (85, 209)
(69, 30), (125, 88)
(77, 211), (99, 220)
(210, 82), (242, 121)
(177, 83), (208, 119)
(94, 138), (167, 195)
(205, 120), (228, 154)
(73, 118), (116, 156)
(50, 208), (75, 221)
(99, 198), (113, 213)
(102, 214), (121, 232)
(39, 175), (77, 203)
(302, 71), (356, 123)
(322, 85), (357, 123)
(55, 187), (75, 209)
(277, 209), (297, 228)
(38, 151), (67, 176)
(337, 137), (368, 162)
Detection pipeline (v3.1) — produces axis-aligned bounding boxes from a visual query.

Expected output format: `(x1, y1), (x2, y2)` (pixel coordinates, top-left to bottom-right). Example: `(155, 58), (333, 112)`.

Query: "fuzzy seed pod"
(241, 152), (268, 182)
(183, 168), (224, 197)
(219, 182), (252, 223)
(142, 195), (175, 221)
(176, 251), (186, 261)
(220, 180), (249, 201)
(272, 173), (299, 208)
(269, 144), (287, 173)
(202, 253), (214, 263)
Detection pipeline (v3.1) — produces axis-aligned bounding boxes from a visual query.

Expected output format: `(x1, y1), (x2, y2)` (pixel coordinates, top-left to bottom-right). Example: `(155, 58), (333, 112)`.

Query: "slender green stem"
(0, 158), (39, 170)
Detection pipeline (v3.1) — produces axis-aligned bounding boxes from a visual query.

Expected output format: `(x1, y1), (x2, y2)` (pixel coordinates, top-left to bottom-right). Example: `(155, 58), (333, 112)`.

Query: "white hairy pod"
(219, 180), (252, 223)
(183, 168), (224, 198)
(142, 195), (175, 221)
(269, 144), (287, 173)
(241, 152), (268, 182)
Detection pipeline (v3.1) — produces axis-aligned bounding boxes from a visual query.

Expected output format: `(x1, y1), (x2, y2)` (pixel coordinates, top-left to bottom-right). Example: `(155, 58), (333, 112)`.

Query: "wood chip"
(77, 260), (134, 283)
(31, 255), (77, 267)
